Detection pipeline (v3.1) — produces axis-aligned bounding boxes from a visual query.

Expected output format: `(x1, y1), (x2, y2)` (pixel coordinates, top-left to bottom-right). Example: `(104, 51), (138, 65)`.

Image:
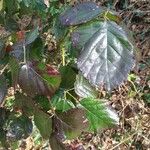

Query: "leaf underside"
(77, 21), (135, 91)
(60, 2), (103, 26)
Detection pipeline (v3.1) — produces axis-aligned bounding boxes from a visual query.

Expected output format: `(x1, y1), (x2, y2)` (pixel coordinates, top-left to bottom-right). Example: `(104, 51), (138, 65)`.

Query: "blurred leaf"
(77, 21), (135, 91)
(6, 115), (33, 140)
(14, 92), (35, 116)
(25, 27), (39, 45)
(29, 38), (44, 61)
(104, 11), (121, 23)
(57, 108), (88, 139)
(79, 98), (119, 131)
(75, 73), (98, 98)
(34, 95), (51, 111)
(53, 16), (68, 41)
(9, 58), (20, 88)
(59, 66), (76, 89)
(0, 108), (9, 127)
(0, 0), (3, 11)
(49, 133), (66, 150)
(51, 89), (75, 112)
(143, 93), (150, 104)
(0, 74), (7, 105)
(34, 110), (52, 139)
(0, 40), (5, 59)
(60, 2), (104, 26)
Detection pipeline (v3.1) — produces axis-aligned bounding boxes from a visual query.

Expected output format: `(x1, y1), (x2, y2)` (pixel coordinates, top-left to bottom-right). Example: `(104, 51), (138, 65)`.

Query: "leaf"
(18, 63), (60, 97)
(53, 17), (68, 41)
(79, 98), (119, 131)
(10, 41), (24, 60)
(34, 95), (51, 111)
(60, 2), (104, 26)
(57, 108), (89, 139)
(59, 66), (76, 89)
(0, 74), (7, 105)
(75, 73), (98, 98)
(34, 110), (52, 139)
(0, 108), (9, 127)
(49, 117), (69, 150)
(29, 38), (44, 61)
(0, 0), (3, 11)
(6, 115), (33, 140)
(77, 21), (135, 91)
(14, 93), (35, 116)
(0, 40), (5, 59)
(25, 27), (39, 45)
(51, 89), (75, 112)
(9, 57), (20, 88)
(71, 21), (102, 50)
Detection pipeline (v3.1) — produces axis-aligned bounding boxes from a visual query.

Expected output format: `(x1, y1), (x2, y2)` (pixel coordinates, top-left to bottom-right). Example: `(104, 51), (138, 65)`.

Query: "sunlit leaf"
(77, 21), (135, 91)
(51, 89), (75, 112)
(34, 110), (52, 139)
(75, 73), (98, 98)
(79, 98), (119, 131)
(60, 2), (104, 26)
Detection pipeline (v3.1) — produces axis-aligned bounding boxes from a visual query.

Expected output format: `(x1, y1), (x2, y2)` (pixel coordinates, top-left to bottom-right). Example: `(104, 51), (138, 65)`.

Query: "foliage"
(0, 1), (136, 149)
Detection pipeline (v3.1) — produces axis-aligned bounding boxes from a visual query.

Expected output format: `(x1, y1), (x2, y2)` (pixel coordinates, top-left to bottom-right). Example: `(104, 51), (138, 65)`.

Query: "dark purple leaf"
(77, 21), (135, 91)
(60, 2), (104, 26)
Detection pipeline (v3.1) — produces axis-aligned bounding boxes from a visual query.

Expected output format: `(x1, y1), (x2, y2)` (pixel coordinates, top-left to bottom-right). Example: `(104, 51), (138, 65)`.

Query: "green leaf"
(51, 89), (75, 112)
(14, 93), (35, 116)
(57, 108), (89, 139)
(60, 2), (104, 26)
(59, 66), (76, 89)
(0, 108), (9, 127)
(34, 95), (51, 111)
(0, 74), (7, 104)
(79, 98), (119, 131)
(0, 40), (5, 59)
(77, 21), (135, 91)
(9, 57), (20, 88)
(25, 27), (39, 45)
(53, 17), (68, 41)
(29, 38), (44, 61)
(75, 73), (98, 98)
(34, 110), (52, 139)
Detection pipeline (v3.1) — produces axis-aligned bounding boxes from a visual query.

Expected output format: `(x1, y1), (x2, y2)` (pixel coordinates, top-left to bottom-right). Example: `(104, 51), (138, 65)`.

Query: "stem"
(23, 43), (27, 64)
(0, 64), (8, 75)
(62, 47), (65, 66)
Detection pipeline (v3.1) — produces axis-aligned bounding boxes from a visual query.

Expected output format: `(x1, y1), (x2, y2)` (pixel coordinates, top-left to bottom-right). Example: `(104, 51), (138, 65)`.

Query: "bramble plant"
(0, 1), (135, 149)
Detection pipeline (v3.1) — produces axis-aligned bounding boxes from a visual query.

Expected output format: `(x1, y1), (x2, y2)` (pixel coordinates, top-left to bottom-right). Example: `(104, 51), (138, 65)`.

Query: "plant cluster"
(0, 1), (135, 149)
